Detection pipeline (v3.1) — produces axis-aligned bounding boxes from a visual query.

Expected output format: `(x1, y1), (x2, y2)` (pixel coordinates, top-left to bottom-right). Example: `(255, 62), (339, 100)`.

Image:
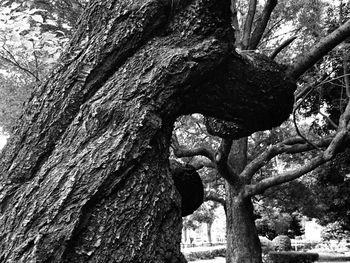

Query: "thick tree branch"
(172, 135), (216, 162)
(190, 159), (216, 170)
(216, 138), (232, 165)
(241, 136), (333, 183)
(249, 0), (277, 50)
(230, 0), (241, 46)
(325, 98), (350, 158)
(241, 0), (257, 50)
(215, 138), (240, 186)
(344, 48), (350, 98)
(269, 36), (297, 60)
(244, 156), (325, 197)
(244, 99), (350, 197)
(173, 145), (216, 162)
(205, 191), (226, 212)
(287, 19), (350, 79)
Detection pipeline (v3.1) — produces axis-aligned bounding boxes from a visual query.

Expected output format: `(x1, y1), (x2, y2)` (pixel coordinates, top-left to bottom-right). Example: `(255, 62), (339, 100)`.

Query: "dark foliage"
(313, 148), (350, 230)
(184, 248), (225, 261)
(268, 252), (319, 263)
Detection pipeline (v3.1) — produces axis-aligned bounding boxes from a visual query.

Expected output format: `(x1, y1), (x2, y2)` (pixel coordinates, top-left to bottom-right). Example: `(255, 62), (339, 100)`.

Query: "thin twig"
(318, 110), (338, 129)
(0, 47), (40, 82)
(292, 87), (322, 151)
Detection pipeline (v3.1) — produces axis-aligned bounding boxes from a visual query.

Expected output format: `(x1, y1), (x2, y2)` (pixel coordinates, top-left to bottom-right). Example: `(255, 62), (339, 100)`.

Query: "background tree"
(321, 221), (350, 245)
(309, 149), (350, 231)
(255, 203), (304, 240)
(182, 202), (218, 244)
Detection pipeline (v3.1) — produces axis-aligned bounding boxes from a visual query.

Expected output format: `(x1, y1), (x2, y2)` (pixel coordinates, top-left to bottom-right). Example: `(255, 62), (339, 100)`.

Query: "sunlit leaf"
(31, 14), (43, 23)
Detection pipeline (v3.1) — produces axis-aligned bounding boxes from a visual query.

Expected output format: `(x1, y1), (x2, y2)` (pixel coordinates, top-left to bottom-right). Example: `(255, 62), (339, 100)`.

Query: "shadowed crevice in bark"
(171, 161), (204, 217)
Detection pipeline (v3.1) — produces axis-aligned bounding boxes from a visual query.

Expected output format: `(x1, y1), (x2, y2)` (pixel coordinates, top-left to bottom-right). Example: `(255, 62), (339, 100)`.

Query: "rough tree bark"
(0, 0), (297, 262)
(225, 139), (262, 263)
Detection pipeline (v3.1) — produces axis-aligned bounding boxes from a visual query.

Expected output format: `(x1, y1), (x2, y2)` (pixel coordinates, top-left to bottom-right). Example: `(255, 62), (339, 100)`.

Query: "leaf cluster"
(0, 0), (87, 133)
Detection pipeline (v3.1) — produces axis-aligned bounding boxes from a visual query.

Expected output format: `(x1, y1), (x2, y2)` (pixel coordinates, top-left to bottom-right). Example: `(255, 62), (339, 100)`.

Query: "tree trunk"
(225, 138), (262, 263)
(0, 0), (296, 262)
(226, 192), (262, 263)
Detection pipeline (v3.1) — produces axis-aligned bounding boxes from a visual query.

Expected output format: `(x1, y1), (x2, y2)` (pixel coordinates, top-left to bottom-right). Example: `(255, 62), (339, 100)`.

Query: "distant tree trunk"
(207, 221), (213, 244)
(0, 0), (296, 262)
(183, 227), (188, 244)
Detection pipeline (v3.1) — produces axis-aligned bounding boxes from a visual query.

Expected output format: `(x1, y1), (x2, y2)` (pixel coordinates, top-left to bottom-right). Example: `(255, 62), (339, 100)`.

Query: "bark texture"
(0, 0), (296, 262)
(226, 194), (262, 263)
(225, 139), (261, 263)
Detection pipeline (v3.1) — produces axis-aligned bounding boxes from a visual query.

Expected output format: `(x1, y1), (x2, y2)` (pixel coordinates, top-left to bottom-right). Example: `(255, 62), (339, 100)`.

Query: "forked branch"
(240, 136), (333, 183)
(243, 99), (350, 197)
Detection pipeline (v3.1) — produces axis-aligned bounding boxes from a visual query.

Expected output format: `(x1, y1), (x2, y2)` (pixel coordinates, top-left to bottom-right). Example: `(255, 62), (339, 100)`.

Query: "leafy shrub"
(185, 248), (225, 261)
(260, 236), (275, 253)
(321, 221), (350, 242)
(273, 235), (292, 251)
(318, 254), (350, 261)
(301, 240), (318, 251)
(268, 252), (319, 263)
